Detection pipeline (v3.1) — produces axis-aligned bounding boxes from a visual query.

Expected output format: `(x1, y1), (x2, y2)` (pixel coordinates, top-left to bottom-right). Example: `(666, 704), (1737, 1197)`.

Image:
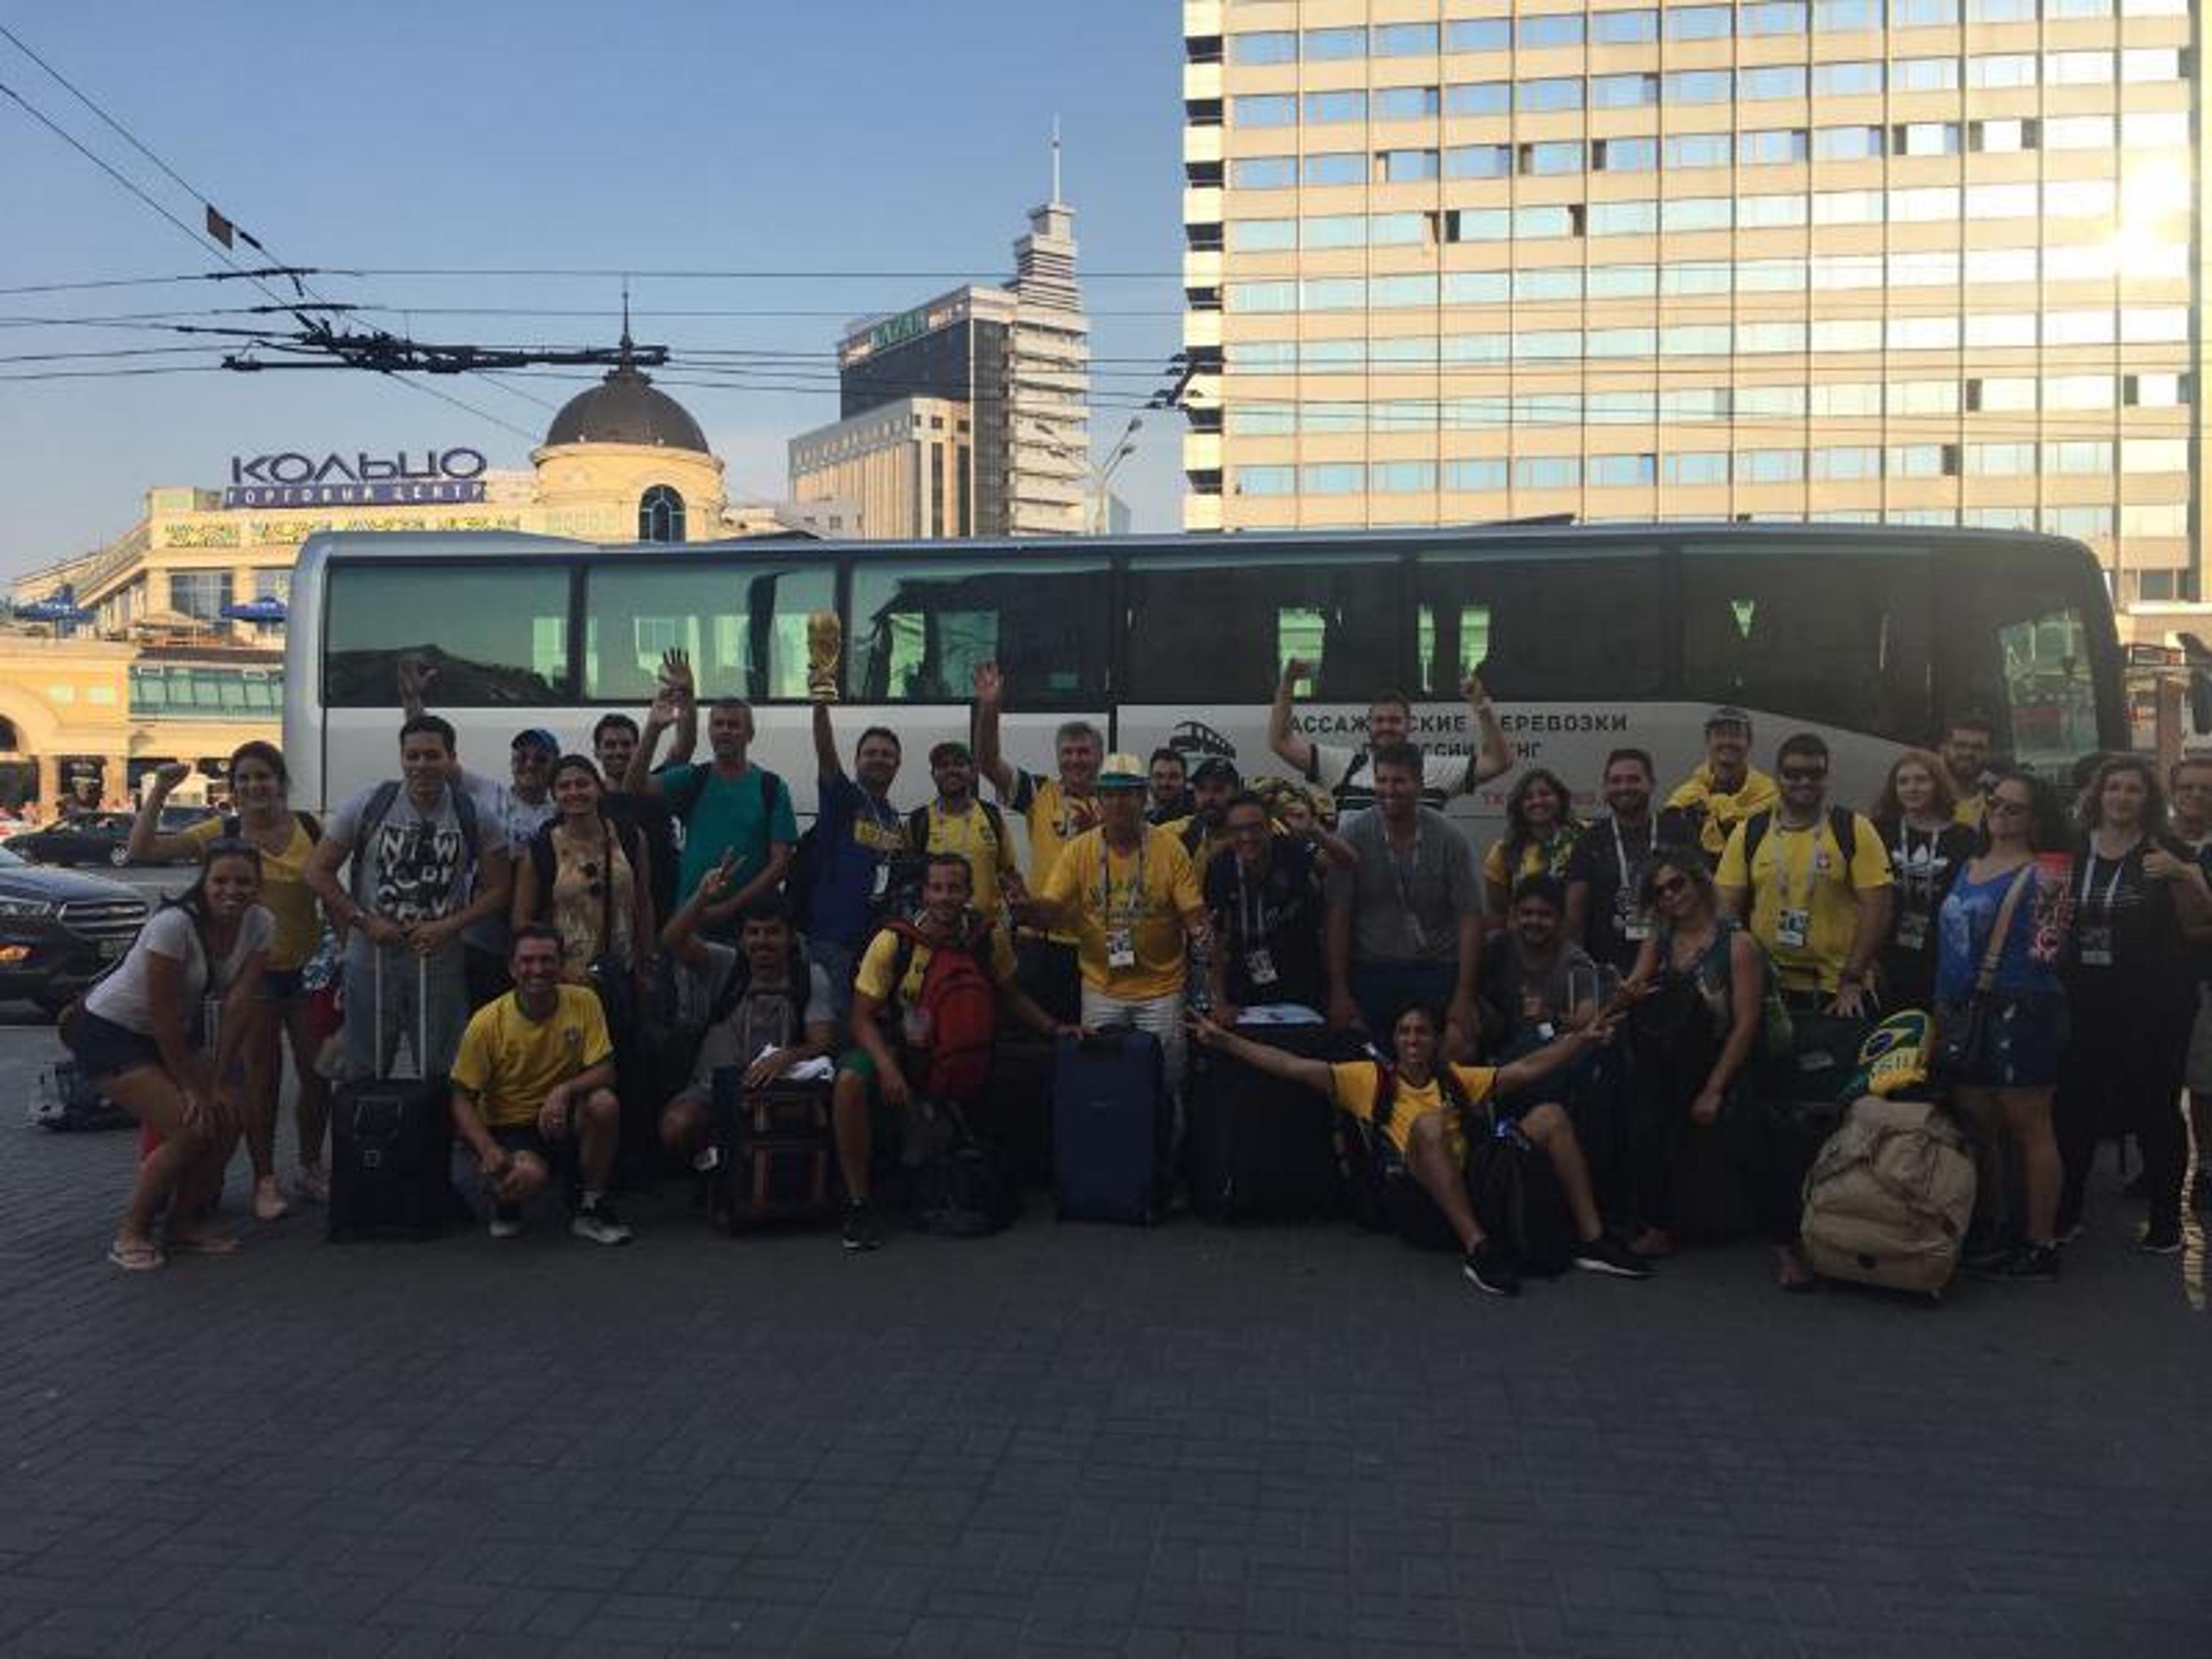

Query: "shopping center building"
(2, 348), (774, 811)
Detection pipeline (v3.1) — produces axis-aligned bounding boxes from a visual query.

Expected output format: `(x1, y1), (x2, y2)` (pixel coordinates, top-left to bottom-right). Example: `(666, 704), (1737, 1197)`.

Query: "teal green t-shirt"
(664, 762), (800, 903)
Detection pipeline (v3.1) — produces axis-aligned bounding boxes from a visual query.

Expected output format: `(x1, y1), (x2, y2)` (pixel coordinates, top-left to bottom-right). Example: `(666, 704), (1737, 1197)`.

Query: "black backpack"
(906, 1097), (1020, 1238)
(347, 781), (481, 910)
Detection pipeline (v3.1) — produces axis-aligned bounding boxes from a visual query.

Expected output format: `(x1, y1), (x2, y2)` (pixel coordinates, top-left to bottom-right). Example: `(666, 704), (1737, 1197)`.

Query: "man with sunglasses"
(1715, 733), (1893, 1018)
(1203, 791), (1349, 1025)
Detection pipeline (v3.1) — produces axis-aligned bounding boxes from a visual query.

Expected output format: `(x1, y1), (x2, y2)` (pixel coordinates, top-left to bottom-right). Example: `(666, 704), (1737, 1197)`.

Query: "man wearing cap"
(398, 658), (558, 1006)
(1661, 707), (1779, 862)
(1162, 756), (1247, 879)
(973, 661), (1102, 1022)
(909, 740), (1022, 929)
(1031, 753), (1211, 1109)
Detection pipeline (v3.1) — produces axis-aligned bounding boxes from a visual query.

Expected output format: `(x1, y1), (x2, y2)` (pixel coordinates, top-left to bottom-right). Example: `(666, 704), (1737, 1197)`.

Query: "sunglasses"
(1650, 873), (1691, 898)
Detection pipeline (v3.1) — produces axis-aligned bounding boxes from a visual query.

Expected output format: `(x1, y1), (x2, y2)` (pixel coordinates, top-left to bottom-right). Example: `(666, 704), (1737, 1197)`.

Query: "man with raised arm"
(624, 690), (797, 915)
(1268, 661), (1513, 816)
(972, 660), (1103, 1022)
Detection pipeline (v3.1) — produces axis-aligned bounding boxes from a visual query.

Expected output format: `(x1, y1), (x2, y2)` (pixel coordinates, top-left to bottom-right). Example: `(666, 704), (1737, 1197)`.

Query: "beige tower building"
(1183, 0), (2199, 603)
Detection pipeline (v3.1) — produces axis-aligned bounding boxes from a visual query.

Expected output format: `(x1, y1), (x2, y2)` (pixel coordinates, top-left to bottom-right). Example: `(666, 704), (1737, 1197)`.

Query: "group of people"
(61, 647), (2212, 1301)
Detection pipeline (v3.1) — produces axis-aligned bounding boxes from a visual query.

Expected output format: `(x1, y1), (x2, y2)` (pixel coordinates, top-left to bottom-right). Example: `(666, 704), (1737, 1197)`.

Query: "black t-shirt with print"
(1562, 815), (1658, 975)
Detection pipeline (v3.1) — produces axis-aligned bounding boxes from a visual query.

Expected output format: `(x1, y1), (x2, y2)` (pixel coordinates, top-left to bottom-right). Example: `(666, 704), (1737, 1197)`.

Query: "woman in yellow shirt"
(130, 741), (328, 1219)
(1482, 768), (1586, 924)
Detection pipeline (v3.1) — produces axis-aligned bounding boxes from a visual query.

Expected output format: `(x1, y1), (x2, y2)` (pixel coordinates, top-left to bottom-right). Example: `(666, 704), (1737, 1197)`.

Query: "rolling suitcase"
(1186, 1022), (1342, 1222)
(709, 1071), (836, 1231)
(328, 955), (453, 1243)
(1052, 1029), (1164, 1225)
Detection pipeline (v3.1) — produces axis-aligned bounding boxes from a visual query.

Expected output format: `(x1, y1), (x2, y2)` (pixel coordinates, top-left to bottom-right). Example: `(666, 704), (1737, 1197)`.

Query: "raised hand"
(972, 661), (1003, 706)
(150, 760), (192, 793)
(396, 653), (437, 710)
(658, 647), (695, 699)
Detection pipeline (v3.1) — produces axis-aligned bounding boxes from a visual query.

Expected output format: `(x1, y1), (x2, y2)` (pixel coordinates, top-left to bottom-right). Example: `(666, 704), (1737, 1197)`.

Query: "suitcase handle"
(372, 946), (433, 1083)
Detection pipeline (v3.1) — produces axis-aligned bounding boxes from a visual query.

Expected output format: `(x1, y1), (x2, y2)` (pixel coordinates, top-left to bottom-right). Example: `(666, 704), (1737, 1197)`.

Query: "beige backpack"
(1800, 1095), (1977, 1297)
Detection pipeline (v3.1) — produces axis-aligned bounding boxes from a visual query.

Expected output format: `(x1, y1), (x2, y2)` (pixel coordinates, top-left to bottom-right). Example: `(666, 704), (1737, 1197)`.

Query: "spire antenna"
(1051, 116), (1063, 204)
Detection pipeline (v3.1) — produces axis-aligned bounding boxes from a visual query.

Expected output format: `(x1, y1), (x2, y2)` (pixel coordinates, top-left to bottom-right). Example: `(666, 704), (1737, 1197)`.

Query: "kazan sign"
(221, 446), (488, 509)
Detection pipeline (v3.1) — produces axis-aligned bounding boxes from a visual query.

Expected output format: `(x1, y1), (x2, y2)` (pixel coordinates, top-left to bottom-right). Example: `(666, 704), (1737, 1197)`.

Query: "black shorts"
(258, 967), (308, 1005)
(66, 1010), (164, 1084)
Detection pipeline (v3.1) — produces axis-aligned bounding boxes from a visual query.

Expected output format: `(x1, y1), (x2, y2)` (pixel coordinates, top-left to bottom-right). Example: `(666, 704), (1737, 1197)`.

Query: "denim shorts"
(66, 1010), (165, 1084)
(258, 967), (307, 1005)
(1939, 994), (2069, 1090)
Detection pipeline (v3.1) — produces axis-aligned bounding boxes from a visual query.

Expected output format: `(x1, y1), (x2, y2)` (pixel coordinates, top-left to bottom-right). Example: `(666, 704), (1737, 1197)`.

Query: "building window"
(1228, 31), (1297, 65)
(1379, 147), (1440, 182)
(1589, 454), (1658, 488)
(1592, 73), (1660, 108)
(1374, 85), (1441, 120)
(638, 485), (686, 543)
(1444, 459), (1509, 490)
(1233, 94), (1297, 128)
(1516, 77), (1582, 112)
(1594, 136), (1657, 172)
(1667, 5), (1733, 40)
(1371, 461), (1438, 493)
(1446, 80), (1511, 115)
(1664, 452), (1729, 486)
(1813, 59), (1883, 95)
(1229, 155), (1296, 188)
(1301, 464), (1365, 495)
(1514, 457), (1582, 490)
(169, 569), (235, 622)
(1446, 18), (1510, 50)
(1305, 89), (1369, 123)
(1373, 21), (1438, 55)
(1518, 14), (1585, 47)
(1446, 143), (1512, 179)
(1302, 152), (1366, 185)
(1302, 25), (1366, 60)
(1593, 9), (1659, 43)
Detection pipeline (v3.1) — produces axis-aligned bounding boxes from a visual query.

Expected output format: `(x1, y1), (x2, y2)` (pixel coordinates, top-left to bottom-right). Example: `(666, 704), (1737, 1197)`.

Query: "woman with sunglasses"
(1869, 748), (1976, 1015)
(1622, 848), (1785, 1281)
(128, 742), (329, 1218)
(66, 839), (272, 1269)
(1934, 771), (2070, 1281)
(2054, 755), (2211, 1253)
(511, 755), (654, 1005)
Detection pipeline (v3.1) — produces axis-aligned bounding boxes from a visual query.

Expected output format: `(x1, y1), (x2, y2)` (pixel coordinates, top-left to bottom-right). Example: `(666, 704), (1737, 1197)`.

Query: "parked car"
(5, 808), (206, 868)
(0, 846), (149, 1016)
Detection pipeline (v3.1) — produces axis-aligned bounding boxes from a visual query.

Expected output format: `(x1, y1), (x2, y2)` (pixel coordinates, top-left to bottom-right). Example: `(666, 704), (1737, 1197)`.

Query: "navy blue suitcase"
(1053, 1030), (1164, 1225)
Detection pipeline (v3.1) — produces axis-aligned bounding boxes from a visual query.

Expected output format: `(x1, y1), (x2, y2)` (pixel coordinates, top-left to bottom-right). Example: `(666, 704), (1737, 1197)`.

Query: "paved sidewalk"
(1, 1012), (2207, 1658)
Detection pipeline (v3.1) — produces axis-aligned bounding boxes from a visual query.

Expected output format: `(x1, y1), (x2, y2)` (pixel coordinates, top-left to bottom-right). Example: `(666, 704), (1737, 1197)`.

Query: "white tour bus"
(283, 524), (2125, 838)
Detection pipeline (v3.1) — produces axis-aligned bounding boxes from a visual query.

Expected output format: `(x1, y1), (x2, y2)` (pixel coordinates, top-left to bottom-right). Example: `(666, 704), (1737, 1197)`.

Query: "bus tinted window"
(1679, 543), (1933, 740)
(1123, 554), (1402, 703)
(584, 559), (832, 704)
(1414, 552), (1666, 699)
(324, 563), (570, 707)
(847, 556), (1111, 704)
(1937, 549), (2105, 772)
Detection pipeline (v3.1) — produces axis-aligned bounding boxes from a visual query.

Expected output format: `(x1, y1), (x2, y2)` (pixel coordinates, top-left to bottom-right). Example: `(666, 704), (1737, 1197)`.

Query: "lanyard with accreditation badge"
(1233, 855), (1281, 987)
(1764, 820), (1824, 949)
(2074, 849), (2128, 967)
(1099, 838), (1146, 969)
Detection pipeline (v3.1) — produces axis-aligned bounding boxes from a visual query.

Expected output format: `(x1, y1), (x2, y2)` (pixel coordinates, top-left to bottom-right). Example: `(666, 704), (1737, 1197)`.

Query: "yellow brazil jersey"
(1952, 790), (1985, 831)
(185, 813), (320, 971)
(449, 984), (613, 1130)
(1329, 1060), (1499, 1163)
(1039, 824), (1203, 1000)
(1009, 774), (1103, 944)
(1480, 824), (1582, 897)
(914, 800), (1017, 923)
(1715, 810), (1893, 994)
(1664, 764), (1781, 861)
(854, 919), (1020, 1011)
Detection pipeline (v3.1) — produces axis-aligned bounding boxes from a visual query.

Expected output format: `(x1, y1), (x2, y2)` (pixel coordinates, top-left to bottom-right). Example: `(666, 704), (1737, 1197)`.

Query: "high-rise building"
(790, 188), (1090, 537)
(1183, 0), (2199, 602)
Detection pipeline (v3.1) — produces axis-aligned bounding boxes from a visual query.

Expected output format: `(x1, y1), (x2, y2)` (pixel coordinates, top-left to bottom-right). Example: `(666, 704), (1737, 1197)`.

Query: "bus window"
(1415, 552), (1665, 700)
(324, 563), (571, 706)
(1679, 544), (1933, 741)
(1938, 550), (2105, 774)
(848, 556), (1111, 704)
(583, 560), (833, 705)
(1122, 554), (1401, 704)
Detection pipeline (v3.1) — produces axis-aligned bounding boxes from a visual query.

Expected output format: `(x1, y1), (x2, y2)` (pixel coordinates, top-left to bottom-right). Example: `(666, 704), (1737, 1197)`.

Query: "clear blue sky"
(0, 0), (1187, 575)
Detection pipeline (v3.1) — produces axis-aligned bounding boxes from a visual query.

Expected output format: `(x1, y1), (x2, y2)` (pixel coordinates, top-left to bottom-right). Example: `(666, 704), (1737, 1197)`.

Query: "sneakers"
(2135, 1218), (2183, 1256)
(488, 1205), (525, 1240)
(1985, 1243), (2062, 1282)
(1573, 1232), (1653, 1280)
(570, 1199), (633, 1247)
(841, 1200), (884, 1253)
(1463, 1239), (1521, 1298)
(293, 1162), (330, 1205)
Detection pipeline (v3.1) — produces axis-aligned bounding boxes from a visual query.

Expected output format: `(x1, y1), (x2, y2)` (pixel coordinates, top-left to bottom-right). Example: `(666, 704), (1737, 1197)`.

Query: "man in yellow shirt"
(1191, 1004), (1646, 1297)
(972, 661), (1100, 1023)
(448, 925), (629, 1244)
(1032, 753), (1211, 1109)
(1661, 706), (1779, 861)
(832, 852), (1073, 1251)
(1715, 732), (1894, 1016)
(908, 741), (1022, 926)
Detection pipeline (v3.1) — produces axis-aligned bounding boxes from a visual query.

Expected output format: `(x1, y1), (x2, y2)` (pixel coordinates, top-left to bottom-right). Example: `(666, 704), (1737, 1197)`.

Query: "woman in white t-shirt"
(64, 839), (273, 1270)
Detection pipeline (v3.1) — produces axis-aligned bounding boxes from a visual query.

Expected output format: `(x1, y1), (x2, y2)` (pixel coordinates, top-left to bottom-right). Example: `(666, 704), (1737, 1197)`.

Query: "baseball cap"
(511, 728), (559, 755)
(1190, 756), (1241, 787)
(1703, 706), (1753, 736)
(929, 740), (974, 766)
(1097, 752), (1149, 791)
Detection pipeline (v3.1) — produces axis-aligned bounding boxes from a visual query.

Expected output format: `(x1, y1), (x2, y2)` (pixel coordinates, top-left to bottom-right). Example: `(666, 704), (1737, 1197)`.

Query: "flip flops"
(105, 1241), (164, 1272)
(163, 1233), (240, 1256)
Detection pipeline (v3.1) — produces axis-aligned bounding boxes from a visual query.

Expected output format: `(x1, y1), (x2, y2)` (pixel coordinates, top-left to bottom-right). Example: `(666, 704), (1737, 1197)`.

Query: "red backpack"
(882, 919), (999, 1103)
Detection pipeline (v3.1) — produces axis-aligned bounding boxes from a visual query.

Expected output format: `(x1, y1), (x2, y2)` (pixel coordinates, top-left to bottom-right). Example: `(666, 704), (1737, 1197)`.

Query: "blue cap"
(511, 728), (559, 755)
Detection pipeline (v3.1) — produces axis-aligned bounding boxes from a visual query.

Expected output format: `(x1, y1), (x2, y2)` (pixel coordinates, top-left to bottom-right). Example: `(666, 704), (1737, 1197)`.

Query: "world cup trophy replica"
(806, 611), (843, 704)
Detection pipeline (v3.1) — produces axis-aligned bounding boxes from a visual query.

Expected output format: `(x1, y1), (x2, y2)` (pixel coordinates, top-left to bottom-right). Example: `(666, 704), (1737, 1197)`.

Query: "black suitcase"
(1052, 1030), (1165, 1225)
(709, 1072), (836, 1231)
(328, 957), (453, 1243)
(1187, 1022), (1343, 1222)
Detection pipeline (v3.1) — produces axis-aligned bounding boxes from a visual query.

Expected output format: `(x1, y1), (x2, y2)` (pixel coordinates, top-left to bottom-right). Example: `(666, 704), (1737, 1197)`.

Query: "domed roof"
(544, 346), (708, 453)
